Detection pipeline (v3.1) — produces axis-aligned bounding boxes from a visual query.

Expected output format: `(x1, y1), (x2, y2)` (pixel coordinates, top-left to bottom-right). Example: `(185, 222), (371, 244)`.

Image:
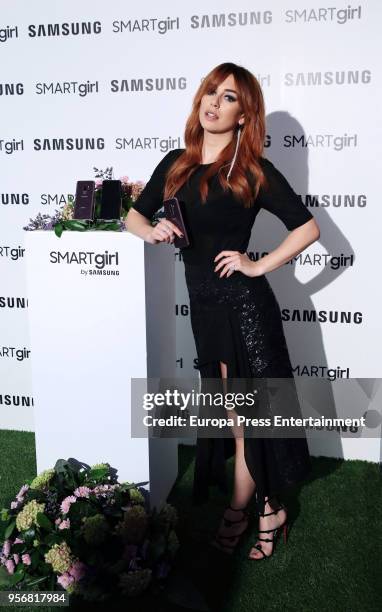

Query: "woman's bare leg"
(218, 362), (287, 559)
(219, 360), (256, 508)
(210, 360), (257, 553)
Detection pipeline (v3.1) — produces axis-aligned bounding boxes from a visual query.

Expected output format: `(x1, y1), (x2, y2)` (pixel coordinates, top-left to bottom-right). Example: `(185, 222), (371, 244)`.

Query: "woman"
(125, 62), (320, 560)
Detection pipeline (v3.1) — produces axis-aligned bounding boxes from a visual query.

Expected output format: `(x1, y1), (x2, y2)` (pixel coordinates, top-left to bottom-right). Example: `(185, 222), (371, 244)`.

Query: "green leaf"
(0, 508), (10, 521)
(4, 520), (16, 539)
(25, 575), (49, 588)
(0, 565), (12, 587)
(8, 567), (25, 586)
(36, 512), (54, 532)
(54, 222), (64, 238)
(105, 222), (120, 231)
(64, 220), (88, 231)
(30, 550), (40, 569)
(43, 533), (61, 547)
(54, 459), (69, 473)
(88, 467), (109, 480)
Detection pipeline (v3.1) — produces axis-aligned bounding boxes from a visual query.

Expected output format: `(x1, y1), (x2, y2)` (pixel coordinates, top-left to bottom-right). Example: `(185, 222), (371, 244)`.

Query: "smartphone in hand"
(163, 197), (190, 248)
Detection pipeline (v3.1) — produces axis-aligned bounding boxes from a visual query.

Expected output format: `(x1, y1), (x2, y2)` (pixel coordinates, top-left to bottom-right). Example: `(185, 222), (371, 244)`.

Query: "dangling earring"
(227, 123), (243, 183)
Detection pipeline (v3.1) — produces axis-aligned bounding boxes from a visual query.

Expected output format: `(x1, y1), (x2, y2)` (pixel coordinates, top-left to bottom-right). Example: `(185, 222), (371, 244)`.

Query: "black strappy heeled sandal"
(248, 501), (288, 560)
(211, 504), (250, 555)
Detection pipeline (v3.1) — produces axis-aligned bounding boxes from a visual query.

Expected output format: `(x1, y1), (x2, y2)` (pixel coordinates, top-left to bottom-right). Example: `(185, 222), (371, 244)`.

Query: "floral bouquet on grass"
(0, 458), (179, 602)
(23, 167), (149, 237)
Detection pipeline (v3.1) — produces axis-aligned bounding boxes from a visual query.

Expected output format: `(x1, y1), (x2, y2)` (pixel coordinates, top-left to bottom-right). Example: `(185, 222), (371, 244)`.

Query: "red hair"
(163, 62), (268, 207)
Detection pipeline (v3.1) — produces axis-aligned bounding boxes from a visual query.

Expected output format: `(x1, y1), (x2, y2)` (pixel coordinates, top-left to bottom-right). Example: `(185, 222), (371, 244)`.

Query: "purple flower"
(60, 495), (77, 514)
(2, 540), (11, 557)
(73, 486), (91, 498)
(58, 519), (70, 530)
(22, 554), (31, 566)
(57, 572), (75, 589)
(5, 559), (15, 574)
(68, 560), (86, 581)
(13, 554), (19, 565)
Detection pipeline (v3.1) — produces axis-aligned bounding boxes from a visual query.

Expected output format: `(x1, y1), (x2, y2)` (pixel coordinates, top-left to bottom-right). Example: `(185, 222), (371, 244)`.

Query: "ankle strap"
(258, 503), (285, 517)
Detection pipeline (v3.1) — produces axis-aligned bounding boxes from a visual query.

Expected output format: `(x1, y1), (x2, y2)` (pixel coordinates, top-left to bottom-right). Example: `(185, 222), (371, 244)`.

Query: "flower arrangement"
(0, 458), (179, 602)
(23, 167), (150, 238)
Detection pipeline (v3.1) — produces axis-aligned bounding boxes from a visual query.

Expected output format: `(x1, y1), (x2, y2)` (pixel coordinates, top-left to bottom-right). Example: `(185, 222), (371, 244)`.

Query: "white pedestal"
(24, 230), (178, 511)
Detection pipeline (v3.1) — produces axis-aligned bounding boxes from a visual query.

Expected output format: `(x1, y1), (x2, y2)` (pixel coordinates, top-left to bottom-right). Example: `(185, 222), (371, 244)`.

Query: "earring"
(227, 125), (242, 182)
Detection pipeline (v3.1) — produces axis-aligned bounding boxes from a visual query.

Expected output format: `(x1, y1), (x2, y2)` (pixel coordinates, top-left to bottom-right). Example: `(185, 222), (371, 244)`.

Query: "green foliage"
(0, 454), (179, 602)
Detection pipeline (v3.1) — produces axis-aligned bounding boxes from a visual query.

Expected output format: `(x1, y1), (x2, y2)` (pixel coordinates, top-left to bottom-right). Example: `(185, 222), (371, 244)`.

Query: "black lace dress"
(132, 148), (315, 513)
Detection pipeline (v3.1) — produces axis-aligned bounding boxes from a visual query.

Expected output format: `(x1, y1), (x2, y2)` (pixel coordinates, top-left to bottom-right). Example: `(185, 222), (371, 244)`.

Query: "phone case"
(163, 197), (190, 248)
(99, 180), (122, 220)
(73, 181), (95, 220)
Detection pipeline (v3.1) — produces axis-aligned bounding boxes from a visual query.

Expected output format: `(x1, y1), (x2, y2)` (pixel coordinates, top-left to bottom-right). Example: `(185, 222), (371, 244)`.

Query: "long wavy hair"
(163, 62), (268, 207)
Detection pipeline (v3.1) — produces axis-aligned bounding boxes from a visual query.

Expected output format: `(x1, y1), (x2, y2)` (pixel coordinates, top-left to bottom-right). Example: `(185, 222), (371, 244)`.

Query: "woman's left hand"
(214, 251), (262, 278)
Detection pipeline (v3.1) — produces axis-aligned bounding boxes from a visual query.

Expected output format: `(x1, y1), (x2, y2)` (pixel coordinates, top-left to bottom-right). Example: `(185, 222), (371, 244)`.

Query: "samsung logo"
(284, 69), (371, 86)
(303, 194), (367, 208)
(28, 21), (102, 37)
(281, 309), (362, 324)
(0, 296), (28, 309)
(190, 11), (272, 28)
(0, 393), (33, 406)
(0, 82), (24, 95)
(0, 193), (29, 205)
(33, 138), (105, 151)
(110, 77), (187, 92)
(50, 250), (119, 269)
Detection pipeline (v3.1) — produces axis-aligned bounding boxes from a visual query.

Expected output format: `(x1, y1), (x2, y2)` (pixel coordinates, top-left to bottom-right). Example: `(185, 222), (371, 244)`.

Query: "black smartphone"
(163, 197), (190, 248)
(99, 180), (122, 220)
(73, 181), (95, 220)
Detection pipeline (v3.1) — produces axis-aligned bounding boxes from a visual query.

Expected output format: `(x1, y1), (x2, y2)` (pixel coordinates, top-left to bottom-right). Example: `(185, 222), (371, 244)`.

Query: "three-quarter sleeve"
(131, 148), (184, 220)
(257, 157), (314, 230)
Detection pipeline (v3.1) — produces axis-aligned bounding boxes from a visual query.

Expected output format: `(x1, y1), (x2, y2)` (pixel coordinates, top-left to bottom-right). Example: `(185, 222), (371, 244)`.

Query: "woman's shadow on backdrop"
(253, 110), (360, 472)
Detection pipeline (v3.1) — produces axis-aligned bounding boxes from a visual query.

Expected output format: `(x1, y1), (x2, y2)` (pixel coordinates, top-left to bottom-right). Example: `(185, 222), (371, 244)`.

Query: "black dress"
(131, 148), (315, 514)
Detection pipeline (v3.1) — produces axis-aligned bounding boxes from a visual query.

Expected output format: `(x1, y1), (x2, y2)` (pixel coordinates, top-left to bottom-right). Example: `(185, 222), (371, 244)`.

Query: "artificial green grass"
(0, 430), (381, 612)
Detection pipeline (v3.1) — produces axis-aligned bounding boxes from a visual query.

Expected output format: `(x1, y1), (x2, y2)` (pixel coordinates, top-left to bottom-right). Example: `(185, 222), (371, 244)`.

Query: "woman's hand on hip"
(146, 219), (183, 245)
(214, 251), (263, 278)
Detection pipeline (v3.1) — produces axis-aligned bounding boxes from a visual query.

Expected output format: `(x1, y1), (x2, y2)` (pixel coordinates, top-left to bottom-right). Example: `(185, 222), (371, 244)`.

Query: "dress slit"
(187, 265), (312, 515)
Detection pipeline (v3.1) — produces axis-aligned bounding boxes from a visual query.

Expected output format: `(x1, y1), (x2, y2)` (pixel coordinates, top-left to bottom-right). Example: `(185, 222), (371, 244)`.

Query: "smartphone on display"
(99, 180), (122, 220)
(73, 181), (95, 220)
(163, 197), (190, 248)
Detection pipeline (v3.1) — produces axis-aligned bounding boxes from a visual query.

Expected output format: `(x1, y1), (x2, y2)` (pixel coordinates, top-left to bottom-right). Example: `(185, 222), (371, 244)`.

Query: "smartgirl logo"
(49, 250), (120, 276)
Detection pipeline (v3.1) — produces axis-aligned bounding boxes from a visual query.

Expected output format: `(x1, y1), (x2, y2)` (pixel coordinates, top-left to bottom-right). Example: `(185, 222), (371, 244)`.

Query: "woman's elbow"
(303, 218), (320, 243)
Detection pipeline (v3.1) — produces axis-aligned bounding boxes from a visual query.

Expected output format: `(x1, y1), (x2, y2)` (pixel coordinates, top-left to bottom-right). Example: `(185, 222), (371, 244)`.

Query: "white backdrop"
(0, 1), (381, 460)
